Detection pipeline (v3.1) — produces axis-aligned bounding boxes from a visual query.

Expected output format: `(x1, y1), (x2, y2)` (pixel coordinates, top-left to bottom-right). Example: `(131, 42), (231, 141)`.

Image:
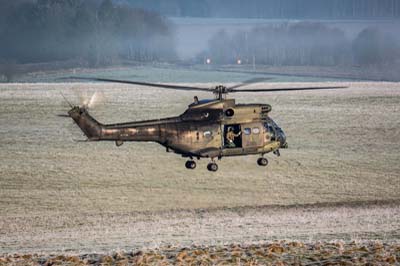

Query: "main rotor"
(65, 76), (347, 100)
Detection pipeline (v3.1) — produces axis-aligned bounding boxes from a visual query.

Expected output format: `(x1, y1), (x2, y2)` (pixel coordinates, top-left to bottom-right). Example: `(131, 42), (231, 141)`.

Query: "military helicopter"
(63, 77), (345, 172)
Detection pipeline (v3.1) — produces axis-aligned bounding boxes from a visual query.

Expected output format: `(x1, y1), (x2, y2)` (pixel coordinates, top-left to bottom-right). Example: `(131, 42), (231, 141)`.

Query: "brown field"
(0, 81), (399, 258)
(1, 241), (400, 265)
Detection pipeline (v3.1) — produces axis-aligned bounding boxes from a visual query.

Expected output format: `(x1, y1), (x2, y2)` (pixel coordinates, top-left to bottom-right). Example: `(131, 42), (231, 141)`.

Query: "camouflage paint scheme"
(68, 98), (287, 160)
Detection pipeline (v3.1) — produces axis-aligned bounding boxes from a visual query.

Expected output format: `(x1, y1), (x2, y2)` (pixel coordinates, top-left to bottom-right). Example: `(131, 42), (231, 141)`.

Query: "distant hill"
(114, 0), (400, 19)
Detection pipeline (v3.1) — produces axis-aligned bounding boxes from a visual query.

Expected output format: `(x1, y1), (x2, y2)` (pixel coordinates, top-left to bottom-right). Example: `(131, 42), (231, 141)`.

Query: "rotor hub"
(213, 85), (230, 99)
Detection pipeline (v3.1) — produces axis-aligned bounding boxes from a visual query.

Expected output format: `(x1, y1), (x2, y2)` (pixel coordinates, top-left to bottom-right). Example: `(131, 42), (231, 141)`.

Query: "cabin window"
(244, 128), (251, 135)
(203, 131), (212, 138)
(252, 127), (260, 134)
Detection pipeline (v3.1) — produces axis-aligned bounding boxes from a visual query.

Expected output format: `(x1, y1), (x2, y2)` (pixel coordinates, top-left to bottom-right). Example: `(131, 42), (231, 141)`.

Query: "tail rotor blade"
(87, 91), (105, 109)
(71, 87), (105, 109)
(60, 92), (73, 108)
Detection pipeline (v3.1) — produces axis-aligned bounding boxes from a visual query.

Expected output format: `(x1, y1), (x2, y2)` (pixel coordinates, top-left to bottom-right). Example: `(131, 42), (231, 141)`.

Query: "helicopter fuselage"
(65, 78), (345, 171)
(68, 98), (287, 168)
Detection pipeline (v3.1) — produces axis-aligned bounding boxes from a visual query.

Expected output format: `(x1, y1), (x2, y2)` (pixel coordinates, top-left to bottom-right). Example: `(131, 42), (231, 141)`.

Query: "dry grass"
(0, 81), (399, 254)
(1, 241), (399, 265)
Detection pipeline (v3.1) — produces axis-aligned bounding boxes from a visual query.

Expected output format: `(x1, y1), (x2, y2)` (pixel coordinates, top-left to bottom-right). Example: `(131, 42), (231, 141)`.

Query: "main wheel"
(185, 160), (196, 169)
(257, 157), (268, 166)
(207, 162), (218, 172)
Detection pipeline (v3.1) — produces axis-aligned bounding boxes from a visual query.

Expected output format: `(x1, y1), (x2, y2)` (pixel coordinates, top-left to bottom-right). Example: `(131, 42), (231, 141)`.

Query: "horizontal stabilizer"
(73, 139), (89, 142)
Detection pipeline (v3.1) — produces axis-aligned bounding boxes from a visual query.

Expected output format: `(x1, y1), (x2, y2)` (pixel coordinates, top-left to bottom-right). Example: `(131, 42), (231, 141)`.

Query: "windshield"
(264, 121), (277, 141)
(264, 118), (286, 145)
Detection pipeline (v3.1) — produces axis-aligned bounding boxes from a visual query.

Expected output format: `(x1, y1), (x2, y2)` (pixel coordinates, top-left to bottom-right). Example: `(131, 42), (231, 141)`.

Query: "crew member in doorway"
(226, 127), (241, 148)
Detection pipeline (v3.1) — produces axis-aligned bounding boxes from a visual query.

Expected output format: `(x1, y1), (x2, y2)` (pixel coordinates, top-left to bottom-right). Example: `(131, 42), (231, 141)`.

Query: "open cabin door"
(222, 124), (242, 149)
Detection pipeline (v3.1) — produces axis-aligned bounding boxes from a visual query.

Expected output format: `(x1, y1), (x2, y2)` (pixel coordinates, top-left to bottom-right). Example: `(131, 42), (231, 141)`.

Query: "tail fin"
(68, 106), (103, 140)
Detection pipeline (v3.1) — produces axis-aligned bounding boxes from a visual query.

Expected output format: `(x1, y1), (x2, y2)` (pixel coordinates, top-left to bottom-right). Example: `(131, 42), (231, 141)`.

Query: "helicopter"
(63, 77), (345, 172)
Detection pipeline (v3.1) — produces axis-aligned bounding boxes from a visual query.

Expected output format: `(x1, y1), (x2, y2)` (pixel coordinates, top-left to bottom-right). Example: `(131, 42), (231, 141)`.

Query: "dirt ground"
(0, 81), (399, 256)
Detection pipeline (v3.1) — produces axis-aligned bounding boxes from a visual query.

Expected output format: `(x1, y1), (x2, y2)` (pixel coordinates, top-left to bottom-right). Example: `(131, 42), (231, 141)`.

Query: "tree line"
(200, 23), (400, 67)
(120, 0), (400, 19)
(0, 0), (176, 66)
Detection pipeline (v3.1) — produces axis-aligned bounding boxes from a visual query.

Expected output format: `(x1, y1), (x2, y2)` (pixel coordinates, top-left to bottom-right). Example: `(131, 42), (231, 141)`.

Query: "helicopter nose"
(277, 129), (288, 148)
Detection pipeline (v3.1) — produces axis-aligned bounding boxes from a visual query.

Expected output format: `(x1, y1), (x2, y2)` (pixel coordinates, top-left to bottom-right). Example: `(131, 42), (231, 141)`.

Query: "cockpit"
(264, 119), (287, 148)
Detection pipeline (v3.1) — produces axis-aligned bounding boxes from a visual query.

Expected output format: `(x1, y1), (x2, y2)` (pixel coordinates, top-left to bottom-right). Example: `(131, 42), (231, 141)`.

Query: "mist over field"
(1, 0), (400, 82)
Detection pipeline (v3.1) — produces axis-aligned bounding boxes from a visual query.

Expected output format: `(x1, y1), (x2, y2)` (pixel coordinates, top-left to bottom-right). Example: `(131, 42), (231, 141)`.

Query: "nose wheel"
(257, 157), (268, 166)
(185, 160), (196, 169)
(207, 162), (218, 172)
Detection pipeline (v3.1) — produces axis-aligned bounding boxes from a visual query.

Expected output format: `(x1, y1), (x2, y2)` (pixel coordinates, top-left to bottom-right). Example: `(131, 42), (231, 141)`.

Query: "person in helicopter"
(226, 127), (241, 148)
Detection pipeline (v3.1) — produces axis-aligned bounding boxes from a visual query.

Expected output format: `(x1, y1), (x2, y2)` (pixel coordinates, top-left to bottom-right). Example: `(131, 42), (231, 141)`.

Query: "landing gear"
(207, 162), (218, 172)
(185, 160), (196, 169)
(273, 149), (281, 157)
(257, 157), (268, 166)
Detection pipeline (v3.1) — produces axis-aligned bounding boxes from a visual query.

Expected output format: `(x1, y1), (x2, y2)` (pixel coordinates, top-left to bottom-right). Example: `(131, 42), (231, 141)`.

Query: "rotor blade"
(66, 77), (212, 92)
(86, 91), (105, 109)
(60, 92), (73, 108)
(57, 114), (70, 118)
(231, 86), (347, 93)
(229, 77), (273, 90)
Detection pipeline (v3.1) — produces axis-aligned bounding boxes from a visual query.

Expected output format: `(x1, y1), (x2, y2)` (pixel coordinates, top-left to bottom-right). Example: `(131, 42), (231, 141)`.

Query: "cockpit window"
(264, 119), (285, 143)
(264, 122), (276, 141)
(264, 122), (274, 131)
(252, 127), (260, 134)
(243, 128), (251, 135)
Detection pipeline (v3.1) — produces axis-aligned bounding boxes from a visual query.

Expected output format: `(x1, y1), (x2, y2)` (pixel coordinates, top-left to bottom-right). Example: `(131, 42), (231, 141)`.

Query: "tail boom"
(68, 106), (167, 142)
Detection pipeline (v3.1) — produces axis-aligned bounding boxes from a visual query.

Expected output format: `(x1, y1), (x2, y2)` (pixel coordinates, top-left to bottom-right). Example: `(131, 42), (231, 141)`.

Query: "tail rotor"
(58, 88), (105, 119)
(72, 87), (105, 110)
